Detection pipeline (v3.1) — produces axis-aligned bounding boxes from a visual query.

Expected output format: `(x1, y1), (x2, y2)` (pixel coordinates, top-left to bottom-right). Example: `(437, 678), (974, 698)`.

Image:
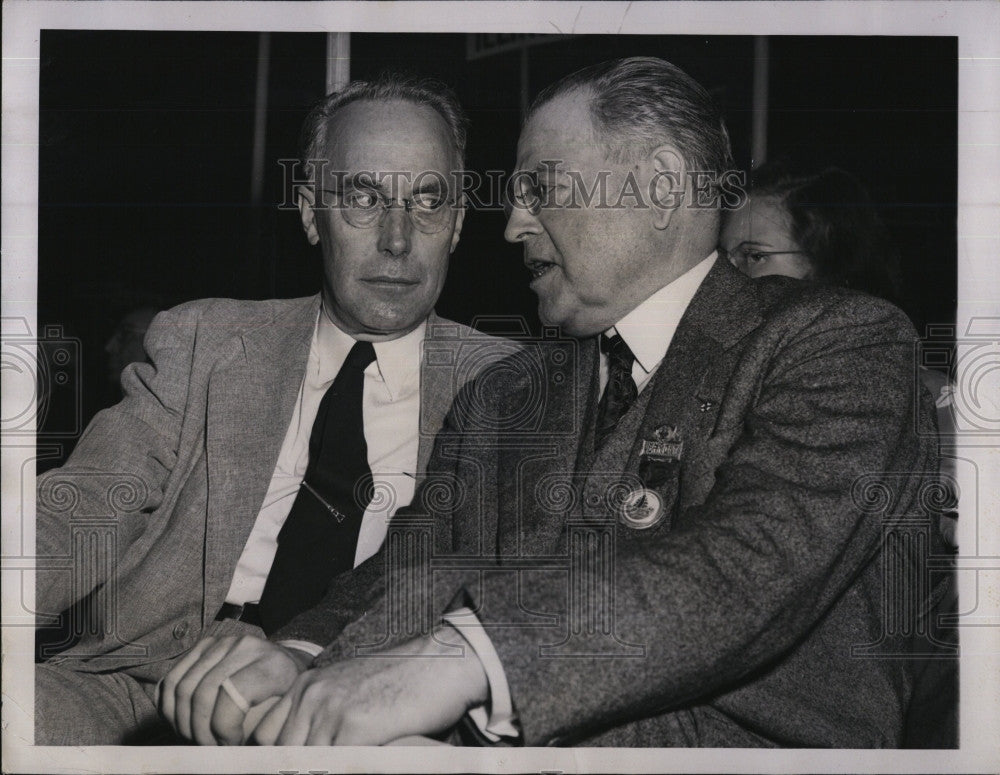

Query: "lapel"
(574, 336), (605, 471)
(573, 335), (601, 472)
(581, 259), (763, 527)
(203, 295), (320, 615)
(417, 312), (465, 477)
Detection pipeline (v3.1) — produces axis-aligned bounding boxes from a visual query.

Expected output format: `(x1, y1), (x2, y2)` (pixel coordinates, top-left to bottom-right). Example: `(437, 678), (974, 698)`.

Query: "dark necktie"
(257, 340), (377, 635)
(595, 333), (638, 450)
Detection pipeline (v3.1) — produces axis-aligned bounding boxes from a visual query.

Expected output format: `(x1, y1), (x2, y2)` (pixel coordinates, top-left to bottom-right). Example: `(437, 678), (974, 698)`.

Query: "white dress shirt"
(453, 252), (718, 740)
(600, 252), (716, 395)
(224, 306), (425, 611)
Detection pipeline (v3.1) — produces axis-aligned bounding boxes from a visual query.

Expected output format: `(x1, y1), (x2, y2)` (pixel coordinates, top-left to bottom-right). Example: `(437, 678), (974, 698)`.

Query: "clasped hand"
(158, 626), (487, 745)
(157, 634), (311, 745)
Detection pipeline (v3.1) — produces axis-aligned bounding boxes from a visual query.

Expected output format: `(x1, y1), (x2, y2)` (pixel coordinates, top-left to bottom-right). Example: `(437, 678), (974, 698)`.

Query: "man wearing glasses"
(203, 58), (944, 748)
(34, 74), (507, 745)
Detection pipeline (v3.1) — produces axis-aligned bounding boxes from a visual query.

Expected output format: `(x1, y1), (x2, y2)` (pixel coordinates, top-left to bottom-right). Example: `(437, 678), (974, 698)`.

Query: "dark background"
(37, 31), (958, 467)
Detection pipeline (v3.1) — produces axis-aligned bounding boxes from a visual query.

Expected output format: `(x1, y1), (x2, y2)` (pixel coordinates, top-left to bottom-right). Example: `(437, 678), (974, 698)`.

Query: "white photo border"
(3, 2), (998, 773)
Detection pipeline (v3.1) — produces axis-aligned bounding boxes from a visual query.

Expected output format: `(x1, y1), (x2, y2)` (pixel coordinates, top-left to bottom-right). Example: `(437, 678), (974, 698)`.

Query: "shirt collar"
(315, 305), (428, 401)
(607, 252), (717, 375)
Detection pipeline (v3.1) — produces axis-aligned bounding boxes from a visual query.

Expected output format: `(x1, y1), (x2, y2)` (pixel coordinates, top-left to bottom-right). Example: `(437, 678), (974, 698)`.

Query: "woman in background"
(719, 162), (901, 298)
(720, 161), (955, 542)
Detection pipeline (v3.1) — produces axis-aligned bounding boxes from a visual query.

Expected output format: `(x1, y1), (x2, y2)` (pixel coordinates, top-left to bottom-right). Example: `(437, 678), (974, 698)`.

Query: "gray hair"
(527, 56), (733, 177)
(299, 73), (468, 179)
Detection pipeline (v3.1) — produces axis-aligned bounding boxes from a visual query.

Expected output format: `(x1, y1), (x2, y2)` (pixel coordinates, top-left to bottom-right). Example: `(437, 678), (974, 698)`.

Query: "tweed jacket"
(34, 295), (501, 682)
(315, 258), (943, 747)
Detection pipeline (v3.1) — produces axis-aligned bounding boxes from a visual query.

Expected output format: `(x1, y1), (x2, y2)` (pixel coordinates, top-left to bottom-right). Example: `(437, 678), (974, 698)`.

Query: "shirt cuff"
(442, 607), (519, 741)
(277, 639), (324, 659)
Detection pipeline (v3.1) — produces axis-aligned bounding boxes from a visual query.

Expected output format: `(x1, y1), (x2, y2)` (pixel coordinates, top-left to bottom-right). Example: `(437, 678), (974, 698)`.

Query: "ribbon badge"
(639, 424), (683, 465)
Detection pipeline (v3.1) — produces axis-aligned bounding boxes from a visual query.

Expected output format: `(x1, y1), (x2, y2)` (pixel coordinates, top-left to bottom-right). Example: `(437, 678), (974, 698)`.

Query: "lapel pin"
(619, 488), (665, 529)
(698, 399), (715, 413)
(639, 424), (683, 464)
(638, 424), (682, 490)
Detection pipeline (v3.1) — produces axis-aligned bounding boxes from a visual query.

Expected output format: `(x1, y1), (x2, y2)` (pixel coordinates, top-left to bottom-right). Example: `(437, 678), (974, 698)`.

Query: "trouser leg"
(35, 661), (166, 745)
(35, 617), (266, 745)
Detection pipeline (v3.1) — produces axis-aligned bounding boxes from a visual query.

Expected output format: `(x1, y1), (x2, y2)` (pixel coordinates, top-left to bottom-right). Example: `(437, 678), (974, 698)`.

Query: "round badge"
(618, 488), (665, 530)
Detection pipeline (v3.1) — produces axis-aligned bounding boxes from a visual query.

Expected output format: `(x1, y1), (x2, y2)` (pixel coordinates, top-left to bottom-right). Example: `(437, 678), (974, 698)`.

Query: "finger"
(158, 636), (217, 733)
(207, 680), (247, 745)
(173, 637), (237, 742)
(220, 678), (250, 714)
(241, 696), (281, 743)
(211, 651), (299, 746)
(159, 636), (216, 726)
(251, 693), (294, 745)
(189, 645), (264, 745)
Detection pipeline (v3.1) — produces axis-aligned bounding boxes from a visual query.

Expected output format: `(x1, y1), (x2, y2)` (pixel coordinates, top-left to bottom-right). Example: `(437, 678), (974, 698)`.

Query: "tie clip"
(300, 479), (348, 522)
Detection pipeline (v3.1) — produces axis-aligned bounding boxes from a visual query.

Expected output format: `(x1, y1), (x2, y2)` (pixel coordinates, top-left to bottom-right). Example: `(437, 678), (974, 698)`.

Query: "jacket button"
(172, 621), (190, 640)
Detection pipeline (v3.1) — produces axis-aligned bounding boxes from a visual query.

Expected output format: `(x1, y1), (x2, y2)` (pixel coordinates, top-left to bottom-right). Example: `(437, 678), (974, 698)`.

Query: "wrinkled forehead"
(316, 99), (456, 191)
(515, 89), (603, 171)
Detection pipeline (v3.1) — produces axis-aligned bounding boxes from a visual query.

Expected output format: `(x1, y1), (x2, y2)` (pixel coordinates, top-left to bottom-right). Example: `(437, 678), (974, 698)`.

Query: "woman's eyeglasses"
(718, 245), (808, 267)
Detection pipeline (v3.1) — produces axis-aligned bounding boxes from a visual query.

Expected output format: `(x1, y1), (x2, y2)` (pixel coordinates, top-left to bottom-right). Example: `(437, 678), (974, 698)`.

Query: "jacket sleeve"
(274, 334), (518, 652)
(451, 296), (937, 744)
(292, 339), (531, 658)
(272, 395), (488, 653)
(35, 304), (201, 616)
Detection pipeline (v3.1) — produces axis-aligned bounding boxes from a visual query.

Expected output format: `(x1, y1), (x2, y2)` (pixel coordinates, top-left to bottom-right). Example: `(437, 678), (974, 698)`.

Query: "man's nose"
(377, 205), (413, 257)
(504, 202), (542, 243)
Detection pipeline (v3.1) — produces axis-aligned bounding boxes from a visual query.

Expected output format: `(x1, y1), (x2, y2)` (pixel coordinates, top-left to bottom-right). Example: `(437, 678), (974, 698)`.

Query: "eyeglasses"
(318, 186), (457, 234)
(507, 172), (552, 215)
(718, 245), (808, 267)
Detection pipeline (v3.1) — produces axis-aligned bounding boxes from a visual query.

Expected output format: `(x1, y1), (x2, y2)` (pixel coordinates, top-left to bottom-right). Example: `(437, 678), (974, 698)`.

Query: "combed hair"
(750, 159), (903, 304)
(299, 73), (468, 177)
(527, 56), (733, 177)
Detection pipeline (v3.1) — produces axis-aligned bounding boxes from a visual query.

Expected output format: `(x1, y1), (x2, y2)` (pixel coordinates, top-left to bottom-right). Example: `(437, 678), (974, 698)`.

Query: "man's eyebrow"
(412, 179), (445, 194)
(350, 172), (378, 188)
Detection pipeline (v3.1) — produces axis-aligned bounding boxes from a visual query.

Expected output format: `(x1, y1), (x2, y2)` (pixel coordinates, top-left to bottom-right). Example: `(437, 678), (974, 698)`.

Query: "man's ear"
(449, 195), (466, 254)
(649, 145), (686, 231)
(297, 185), (320, 245)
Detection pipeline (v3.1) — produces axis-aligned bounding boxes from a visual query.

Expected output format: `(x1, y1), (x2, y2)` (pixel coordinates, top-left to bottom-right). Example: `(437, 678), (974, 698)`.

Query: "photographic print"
(3, 2), (997, 773)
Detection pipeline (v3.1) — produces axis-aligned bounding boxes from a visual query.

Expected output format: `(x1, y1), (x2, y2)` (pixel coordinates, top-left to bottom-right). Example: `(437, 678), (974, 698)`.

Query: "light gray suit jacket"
(316, 259), (945, 747)
(35, 294), (504, 682)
